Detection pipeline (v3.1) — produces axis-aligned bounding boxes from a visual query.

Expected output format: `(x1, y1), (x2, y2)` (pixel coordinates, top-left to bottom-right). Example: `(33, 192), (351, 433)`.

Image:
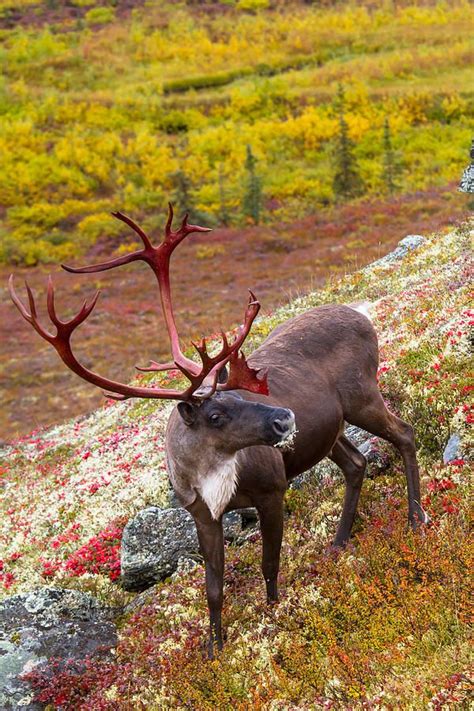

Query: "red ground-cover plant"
(41, 519), (127, 582)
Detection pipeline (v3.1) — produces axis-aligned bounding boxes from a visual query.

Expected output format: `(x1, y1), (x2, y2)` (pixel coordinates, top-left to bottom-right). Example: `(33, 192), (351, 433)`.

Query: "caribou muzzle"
(267, 407), (296, 445)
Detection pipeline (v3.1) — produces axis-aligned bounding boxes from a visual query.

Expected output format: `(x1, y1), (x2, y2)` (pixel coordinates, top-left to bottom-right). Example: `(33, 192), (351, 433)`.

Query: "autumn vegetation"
(1, 222), (472, 708)
(0, 0), (471, 265)
(0, 1), (472, 707)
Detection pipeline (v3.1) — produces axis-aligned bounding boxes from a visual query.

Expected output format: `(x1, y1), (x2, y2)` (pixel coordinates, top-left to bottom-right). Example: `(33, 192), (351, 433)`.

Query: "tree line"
(173, 85), (403, 227)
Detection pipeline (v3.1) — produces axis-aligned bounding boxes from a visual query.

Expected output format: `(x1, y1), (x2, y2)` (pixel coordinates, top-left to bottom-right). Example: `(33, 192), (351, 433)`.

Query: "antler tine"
(62, 211), (154, 275)
(9, 276), (54, 341)
(45, 276), (101, 331)
(195, 330), (228, 367)
(192, 337), (208, 356)
(163, 202), (212, 249)
(111, 211), (153, 250)
(220, 330), (229, 350)
(135, 360), (176, 373)
(103, 391), (128, 402)
(165, 202), (174, 237)
(9, 275), (32, 323)
(248, 289), (258, 305)
(62, 250), (144, 275)
(181, 216), (212, 236)
(46, 276), (63, 328)
(69, 289), (101, 329)
(181, 212), (189, 230)
(24, 281), (38, 321)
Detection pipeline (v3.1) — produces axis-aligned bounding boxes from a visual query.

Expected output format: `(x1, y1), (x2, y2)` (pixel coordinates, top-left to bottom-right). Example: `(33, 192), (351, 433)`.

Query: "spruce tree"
(332, 85), (364, 201)
(171, 170), (193, 218)
(382, 117), (401, 195)
(170, 169), (211, 225)
(218, 164), (231, 226)
(242, 145), (263, 225)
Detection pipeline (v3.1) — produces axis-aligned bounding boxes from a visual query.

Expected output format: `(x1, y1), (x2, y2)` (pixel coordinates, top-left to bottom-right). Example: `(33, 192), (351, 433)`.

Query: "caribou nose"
(272, 409), (296, 438)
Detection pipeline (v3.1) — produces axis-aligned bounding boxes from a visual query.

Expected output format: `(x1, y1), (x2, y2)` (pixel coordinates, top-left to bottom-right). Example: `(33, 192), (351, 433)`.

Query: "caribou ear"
(177, 402), (199, 426)
(217, 365), (228, 384)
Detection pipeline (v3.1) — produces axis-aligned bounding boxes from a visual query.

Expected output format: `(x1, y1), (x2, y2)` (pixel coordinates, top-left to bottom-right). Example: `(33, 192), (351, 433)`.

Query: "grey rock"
(443, 433), (466, 464)
(237, 507), (259, 527)
(0, 587), (117, 711)
(167, 487), (182, 509)
(289, 460), (339, 490)
(345, 424), (391, 475)
(369, 234), (425, 269)
(222, 510), (245, 539)
(345, 424), (371, 448)
(120, 506), (247, 592)
(359, 438), (392, 476)
(120, 507), (198, 591)
(171, 556), (201, 580)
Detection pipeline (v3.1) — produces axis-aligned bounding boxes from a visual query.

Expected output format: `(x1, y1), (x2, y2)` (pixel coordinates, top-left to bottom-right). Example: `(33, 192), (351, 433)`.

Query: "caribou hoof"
(206, 630), (226, 659)
(327, 540), (347, 556)
(409, 507), (431, 531)
(207, 639), (223, 660)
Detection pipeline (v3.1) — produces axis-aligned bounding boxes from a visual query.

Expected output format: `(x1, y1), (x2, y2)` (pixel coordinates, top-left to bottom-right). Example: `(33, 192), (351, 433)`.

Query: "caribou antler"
(9, 205), (268, 402)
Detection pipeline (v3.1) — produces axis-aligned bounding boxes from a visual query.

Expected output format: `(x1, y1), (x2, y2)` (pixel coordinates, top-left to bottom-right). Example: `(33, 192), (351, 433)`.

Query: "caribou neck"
(196, 453), (239, 521)
(167, 433), (240, 521)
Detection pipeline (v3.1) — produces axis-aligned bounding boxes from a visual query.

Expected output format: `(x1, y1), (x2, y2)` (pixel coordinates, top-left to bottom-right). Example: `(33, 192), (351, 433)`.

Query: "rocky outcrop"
(120, 506), (251, 592)
(369, 234), (425, 268)
(0, 587), (117, 710)
(443, 433), (467, 464)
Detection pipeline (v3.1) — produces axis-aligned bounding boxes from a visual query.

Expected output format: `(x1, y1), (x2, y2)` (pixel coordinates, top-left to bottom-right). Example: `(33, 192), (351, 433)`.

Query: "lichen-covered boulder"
(443, 433), (467, 464)
(0, 587), (117, 710)
(120, 506), (245, 592)
(369, 234), (425, 268)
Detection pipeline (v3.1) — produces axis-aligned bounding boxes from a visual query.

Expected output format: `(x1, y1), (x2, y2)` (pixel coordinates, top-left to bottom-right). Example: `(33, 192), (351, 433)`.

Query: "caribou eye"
(208, 413), (222, 426)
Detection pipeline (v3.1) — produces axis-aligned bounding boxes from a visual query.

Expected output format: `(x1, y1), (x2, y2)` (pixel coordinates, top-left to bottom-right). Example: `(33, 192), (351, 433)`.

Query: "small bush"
(84, 7), (115, 25)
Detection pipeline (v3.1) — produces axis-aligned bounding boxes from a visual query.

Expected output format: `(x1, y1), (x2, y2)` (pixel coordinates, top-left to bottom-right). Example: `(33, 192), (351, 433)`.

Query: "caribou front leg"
(192, 505), (225, 658)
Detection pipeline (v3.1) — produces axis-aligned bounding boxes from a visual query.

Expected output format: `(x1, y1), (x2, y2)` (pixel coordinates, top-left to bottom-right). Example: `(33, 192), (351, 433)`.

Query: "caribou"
(9, 205), (428, 656)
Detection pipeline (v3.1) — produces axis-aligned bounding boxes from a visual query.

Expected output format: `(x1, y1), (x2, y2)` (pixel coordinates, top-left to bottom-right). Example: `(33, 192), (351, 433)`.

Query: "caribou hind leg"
(330, 435), (367, 547)
(346, 388), (428, 529)
(256, 491), (285, 603)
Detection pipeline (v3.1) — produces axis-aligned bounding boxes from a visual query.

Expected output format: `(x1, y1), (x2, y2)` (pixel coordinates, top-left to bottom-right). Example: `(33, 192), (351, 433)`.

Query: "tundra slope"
(8, 206), (428, 656)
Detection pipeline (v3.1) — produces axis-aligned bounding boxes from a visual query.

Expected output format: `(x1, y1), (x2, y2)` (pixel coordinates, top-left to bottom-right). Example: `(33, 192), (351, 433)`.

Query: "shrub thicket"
(0, 1), (471, 263)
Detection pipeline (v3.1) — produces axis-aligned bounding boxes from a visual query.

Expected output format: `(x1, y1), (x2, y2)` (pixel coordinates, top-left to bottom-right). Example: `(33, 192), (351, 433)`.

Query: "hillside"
(0, 221), (472, 708)
(1, 0), (472, 441)
(2, 189), (468, 441)
(0, 0), (472, 267)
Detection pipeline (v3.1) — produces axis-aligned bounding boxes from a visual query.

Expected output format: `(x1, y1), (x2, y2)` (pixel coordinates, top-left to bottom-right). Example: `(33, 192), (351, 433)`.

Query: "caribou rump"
(9, 205), (428, 657)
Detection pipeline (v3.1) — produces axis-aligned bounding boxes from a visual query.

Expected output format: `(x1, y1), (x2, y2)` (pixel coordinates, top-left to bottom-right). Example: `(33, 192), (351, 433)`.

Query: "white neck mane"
(197, 456), (238, 520)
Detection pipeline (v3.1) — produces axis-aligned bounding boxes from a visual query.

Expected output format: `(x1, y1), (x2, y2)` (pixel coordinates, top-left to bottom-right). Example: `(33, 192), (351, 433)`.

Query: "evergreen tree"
(332, 85), (364, 201)
(170, 169), (211, 225)
(382, 117), (401, 195)
(171, 169), (194, 218)
(242, 145), (263, 225)
(218, 164), (231, 226)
